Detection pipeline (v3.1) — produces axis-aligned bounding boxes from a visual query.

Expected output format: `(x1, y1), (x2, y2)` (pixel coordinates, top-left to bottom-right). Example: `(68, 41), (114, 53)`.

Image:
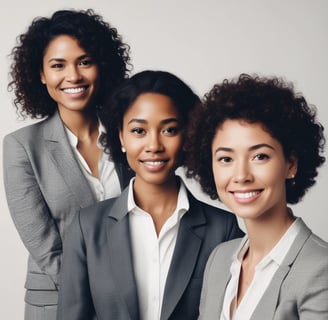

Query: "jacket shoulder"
(211, 237), (242, 259)
(79, 197), (118, 225)
(4, 118), (49, 143)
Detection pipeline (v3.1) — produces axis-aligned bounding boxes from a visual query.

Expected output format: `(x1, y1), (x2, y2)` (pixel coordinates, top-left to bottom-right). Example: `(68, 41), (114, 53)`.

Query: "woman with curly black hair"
(3, 9), (133, 320)
(186, 74), (328, 319)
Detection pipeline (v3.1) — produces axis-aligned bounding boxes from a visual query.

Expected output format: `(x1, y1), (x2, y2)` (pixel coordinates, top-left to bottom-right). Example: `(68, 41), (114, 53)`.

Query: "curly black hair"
(186, 73), (326, 204)
(100, 70), (200, 171)
(8, 8), (131, 119)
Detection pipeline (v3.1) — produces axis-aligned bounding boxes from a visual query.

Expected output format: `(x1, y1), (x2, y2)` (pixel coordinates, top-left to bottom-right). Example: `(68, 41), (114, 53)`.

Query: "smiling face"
(212, 119), (297, 222)
(119, 93), (183, 188)
(40, 35), (99, 116)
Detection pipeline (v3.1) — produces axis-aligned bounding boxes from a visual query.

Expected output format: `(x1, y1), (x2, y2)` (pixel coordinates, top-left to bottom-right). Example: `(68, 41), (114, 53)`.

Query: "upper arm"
(3, 133), (62, 283)
(299, 257), (328, 318)
(57, 212), (95, 319)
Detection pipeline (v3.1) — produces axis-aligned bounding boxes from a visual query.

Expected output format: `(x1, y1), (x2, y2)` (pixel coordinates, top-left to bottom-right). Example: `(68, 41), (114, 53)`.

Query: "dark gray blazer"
(3, 111), (133, 307)
(198, 218), (328, 320)
(56, 187), (244, 320)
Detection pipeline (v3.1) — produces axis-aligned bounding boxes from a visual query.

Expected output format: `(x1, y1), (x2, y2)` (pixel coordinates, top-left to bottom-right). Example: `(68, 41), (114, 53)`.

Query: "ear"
(286, 155), (298, 179)
(40, 71), (46, 84)
(119, 129), (124, 148)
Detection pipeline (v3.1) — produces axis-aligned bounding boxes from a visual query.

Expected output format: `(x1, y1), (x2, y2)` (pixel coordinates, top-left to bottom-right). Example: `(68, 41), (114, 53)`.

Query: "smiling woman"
(40, 35), (100, 116)
(3, 9), (132, 320)
(56, 70), (244, 320)
(186, 73), (328, 320)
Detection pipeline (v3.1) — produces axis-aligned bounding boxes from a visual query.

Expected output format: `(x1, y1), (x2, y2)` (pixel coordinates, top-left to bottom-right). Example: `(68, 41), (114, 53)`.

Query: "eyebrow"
(127, 118), (179, 125)
(46, 54), (90, 63)
(214, 143), (275, 154)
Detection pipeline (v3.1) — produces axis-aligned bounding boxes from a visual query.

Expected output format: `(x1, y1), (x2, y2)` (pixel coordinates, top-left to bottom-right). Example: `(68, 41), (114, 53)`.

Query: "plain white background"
(0, 1), (327, 319)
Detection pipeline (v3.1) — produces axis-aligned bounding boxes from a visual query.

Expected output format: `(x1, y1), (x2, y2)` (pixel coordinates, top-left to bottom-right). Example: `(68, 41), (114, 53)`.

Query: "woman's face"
(211, 119), (297, 222)
(40, 35), (99, 115)
(119, 93), (184, 188)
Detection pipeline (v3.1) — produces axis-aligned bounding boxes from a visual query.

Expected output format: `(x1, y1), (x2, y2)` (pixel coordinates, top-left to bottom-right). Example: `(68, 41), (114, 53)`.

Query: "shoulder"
(296, 232), (328, 267)
(3, 117), (50, 144)
(212, 237), (242, 257)
(79, 197), (118, 224)
(281, 231), (328, 305)
(71, 196), (122, 245)
(205, 238), (242, 273)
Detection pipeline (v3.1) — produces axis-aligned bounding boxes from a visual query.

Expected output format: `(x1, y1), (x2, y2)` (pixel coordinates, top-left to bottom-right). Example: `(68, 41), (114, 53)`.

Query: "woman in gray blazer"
(57, 70), (244, 320)
(186, 74), (328, 319)
(3, 9), (132, 320)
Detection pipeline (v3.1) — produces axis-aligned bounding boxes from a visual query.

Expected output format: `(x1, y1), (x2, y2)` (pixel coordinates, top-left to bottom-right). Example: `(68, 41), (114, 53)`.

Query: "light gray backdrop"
(0, 1), (327, 319)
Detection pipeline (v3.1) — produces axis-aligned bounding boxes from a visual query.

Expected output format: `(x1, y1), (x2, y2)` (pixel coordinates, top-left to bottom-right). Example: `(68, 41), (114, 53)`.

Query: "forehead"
(43, 35), (86, 58)
(213, 119), (279, 147)
(124, 93), (179, 119)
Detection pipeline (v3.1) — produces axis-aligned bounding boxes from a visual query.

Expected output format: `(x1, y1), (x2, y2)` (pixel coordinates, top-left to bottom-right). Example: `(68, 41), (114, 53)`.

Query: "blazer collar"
(105, 190), (208, 320)
(251, 218), (312, 319)
(43, 111), (96, 208)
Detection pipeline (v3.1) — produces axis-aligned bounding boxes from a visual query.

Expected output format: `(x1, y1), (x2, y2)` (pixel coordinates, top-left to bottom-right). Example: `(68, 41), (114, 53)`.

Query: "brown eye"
(253, 153), (269, 161)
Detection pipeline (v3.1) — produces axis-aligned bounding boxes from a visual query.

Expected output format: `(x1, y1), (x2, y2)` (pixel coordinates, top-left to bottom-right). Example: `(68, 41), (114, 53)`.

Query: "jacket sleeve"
(3, 134), (62, 287)
(295, 242), (328, 319)
(298, 265), (328, 319)
(57, 211), (95, 320)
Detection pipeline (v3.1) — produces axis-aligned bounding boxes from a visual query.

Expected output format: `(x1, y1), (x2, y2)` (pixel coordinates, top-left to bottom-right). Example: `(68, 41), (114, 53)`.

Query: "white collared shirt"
(221, 216), (302, 320)
(128, 178), (189, 320)
(64, 121), (121, 201)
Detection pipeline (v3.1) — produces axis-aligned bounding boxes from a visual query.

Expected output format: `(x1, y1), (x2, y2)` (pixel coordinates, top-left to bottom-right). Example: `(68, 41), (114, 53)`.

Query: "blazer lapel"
(251, 218), (312, 320)
(160, 193), (206, 320)
(43, 112), (95, 208)
(251, 265), (291, 319)
(106, 189), (140, 320)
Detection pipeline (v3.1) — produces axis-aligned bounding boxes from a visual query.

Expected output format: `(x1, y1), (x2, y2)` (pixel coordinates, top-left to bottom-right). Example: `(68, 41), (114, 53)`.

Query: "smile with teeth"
(142, 160), (166, 166)
(233, 190), (261, 199)
(62, 87), (86, 94)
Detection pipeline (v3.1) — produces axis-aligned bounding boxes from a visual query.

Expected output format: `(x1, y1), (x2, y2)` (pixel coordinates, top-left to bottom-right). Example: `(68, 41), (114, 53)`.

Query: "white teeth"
(144, 161), (164, 166)
(63, 87), (85, 93)
(234, 191), (260, 199)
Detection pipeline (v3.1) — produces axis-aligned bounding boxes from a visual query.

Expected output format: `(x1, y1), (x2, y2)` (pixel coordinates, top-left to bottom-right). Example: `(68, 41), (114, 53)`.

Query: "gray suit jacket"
(198, 218), (328, 320)
(56, 187), (244, 320)
(3, 111), (133, 306)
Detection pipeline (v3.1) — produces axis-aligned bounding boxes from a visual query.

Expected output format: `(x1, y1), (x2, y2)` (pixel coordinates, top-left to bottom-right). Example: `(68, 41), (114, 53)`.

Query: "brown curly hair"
(186, 73), (325, 204)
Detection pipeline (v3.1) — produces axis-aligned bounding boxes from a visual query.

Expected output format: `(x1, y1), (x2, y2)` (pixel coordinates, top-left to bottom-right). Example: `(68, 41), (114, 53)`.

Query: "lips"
(140, 159), (169, 172)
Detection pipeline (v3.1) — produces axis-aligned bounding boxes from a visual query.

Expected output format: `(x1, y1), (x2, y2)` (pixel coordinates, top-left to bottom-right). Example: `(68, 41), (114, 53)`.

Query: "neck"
(58, 108), (99, 141)
(244, 208), (295, 261)
(133, 177), (180, 212)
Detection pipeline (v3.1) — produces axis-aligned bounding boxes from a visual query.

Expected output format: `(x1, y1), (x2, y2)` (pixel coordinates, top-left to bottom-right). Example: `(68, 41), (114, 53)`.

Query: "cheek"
(212, 163), (226, 190)
(124, 141), (140, 156)
(89, 68), (100, 85)
(256, 163), (287, 187)
(212, 161), (234, 196)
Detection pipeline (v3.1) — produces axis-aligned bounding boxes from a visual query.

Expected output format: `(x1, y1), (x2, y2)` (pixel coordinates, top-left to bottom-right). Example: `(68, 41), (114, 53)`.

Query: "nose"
(66, 65), (82, 82)
(233, 161), (253, 184)
(146, 132), (164, 153)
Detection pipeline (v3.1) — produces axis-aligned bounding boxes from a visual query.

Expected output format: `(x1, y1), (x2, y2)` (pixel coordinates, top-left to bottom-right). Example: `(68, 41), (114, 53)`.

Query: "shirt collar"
(127, 177), (190, 215)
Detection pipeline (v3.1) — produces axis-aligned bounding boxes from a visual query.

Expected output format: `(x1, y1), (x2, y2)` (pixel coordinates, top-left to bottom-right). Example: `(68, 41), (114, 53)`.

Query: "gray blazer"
(56, 187), (244, 320)
(198, 218), (328, 320)
(3, 111), (133, 307)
